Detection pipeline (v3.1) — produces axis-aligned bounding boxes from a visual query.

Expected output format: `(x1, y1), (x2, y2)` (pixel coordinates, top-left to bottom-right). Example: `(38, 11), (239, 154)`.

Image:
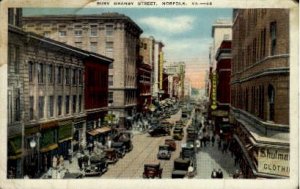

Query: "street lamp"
(30, 132), (41, 177)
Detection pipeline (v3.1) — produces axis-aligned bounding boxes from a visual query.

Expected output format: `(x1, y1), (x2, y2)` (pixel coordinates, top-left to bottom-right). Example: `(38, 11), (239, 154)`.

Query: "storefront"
(58, 119), (73, 158)
(7, 135), (22, 178)
(87, 126), (112, 145)
(39, 121), (59, 174)
(73, 117), (86, 152)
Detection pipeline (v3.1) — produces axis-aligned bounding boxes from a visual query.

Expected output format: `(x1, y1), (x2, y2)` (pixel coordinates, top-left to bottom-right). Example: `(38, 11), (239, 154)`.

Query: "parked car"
(113, 131), (133, 152)
(63, 172), (83, 179)
(165, 139), (176, 151)
(173, 127), (183, 140)
(84, 156), (108, 177)
(142, 162), (163, 179)
(148, 126), (169, 137)
(157, 145), (171, 160)
(171, 158), (191, 178)
(104, 148), (118, 164)
(111, 142), (126, 158)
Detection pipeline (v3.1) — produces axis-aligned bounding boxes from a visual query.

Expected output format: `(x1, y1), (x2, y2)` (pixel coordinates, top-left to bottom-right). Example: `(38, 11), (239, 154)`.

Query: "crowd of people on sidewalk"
(196, 119), (244, 179)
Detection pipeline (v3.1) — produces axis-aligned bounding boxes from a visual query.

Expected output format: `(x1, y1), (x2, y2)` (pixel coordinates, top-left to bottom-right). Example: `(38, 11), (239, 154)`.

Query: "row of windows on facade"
(41, 24), (115, 37)
(29, 95), (83, 121)
(73, 41), (114, 55)
(231, 84), (275, 121)
(233, 21), (277, 74)
(28, 61), (83, 85)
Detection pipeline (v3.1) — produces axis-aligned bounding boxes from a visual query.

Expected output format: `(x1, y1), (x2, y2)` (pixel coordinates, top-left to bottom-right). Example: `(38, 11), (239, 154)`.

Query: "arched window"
(268, 84), (275, 121)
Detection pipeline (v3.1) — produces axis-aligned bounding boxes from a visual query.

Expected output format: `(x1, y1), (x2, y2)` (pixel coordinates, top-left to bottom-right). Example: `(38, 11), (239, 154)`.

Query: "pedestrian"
(217, 169), (223, 178)
(233, 169), (240, 179)
(211, 169), (217, 179)
(43, 155), (48, 172)
(59, 155), (64, 168)
(211, 135), (215, 147)
(195, 139), (200, 152)
(68, 148), (73, 164)
(222, 142), (226, 154)
(52, 155), (57, 169)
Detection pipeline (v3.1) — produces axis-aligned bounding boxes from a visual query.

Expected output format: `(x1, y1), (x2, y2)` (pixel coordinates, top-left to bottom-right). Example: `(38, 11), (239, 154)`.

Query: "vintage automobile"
(186, 127), (197, 140)
(171, 158), (191, 178)
(113, 131), (133, 152)
(63, 172), (84, 179)
(157, 145), (172, 160)
(148, 126), (169, 137)
(111, 142), (126, 158)
(173, 127), (183, 140)
(84, 156), (108, 177)
(165, 139), (176, 151)
(142, 162), (163, 179)
(104, 148), (118, 164)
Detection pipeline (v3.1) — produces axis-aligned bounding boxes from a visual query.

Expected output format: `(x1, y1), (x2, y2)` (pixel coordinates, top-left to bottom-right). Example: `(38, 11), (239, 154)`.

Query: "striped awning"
(87, 127), (111, 136)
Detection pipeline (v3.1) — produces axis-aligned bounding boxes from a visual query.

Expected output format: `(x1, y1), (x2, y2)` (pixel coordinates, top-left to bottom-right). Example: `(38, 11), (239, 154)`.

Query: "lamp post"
(29, 132), (41, 177)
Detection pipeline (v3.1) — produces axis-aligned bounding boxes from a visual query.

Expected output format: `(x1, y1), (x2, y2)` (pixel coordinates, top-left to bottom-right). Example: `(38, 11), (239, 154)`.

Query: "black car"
(148, 126), (169, 137)
(84, 155), (108, 177)
(111, 142), (126, 158)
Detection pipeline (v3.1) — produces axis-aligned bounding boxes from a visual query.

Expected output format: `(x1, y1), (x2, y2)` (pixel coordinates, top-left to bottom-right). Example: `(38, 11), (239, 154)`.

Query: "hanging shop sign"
(257, 148), (289, 177)
(210, 72), (218, 110)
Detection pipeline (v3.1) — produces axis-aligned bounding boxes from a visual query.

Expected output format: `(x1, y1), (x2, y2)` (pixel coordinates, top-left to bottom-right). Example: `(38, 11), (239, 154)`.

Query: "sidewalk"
(195, 124), (239, 179)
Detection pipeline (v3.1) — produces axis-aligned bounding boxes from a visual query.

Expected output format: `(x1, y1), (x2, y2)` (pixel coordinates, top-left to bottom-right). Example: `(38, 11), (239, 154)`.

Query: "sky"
(24, 8), (233, 89)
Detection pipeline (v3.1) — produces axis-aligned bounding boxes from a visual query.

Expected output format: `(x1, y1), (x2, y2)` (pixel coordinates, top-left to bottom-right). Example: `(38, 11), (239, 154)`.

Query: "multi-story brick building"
(208, 19), (232, 124)
(212, 40), (232, 133)
(138, 37), (155, 114)
(153, 41), (164, 99)
(7, 9), (112, 178)
(164, 62), (186, 99)
(230, 9), (289, 178)
(84, 54), (113, 148)
(22, 13), (143, 127)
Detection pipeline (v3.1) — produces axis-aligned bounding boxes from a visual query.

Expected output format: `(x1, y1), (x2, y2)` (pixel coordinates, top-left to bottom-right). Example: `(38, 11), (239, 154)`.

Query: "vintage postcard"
(0, 0), (298, 189)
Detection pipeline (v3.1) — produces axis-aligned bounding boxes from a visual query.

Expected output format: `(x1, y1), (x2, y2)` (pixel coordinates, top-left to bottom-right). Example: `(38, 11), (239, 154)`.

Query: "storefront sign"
(210, 72), (217, 110)
(257, 148), (289, 177)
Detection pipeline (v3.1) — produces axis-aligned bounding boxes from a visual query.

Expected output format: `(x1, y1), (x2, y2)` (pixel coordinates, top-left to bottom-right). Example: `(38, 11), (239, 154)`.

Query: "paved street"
(101, 109), (185, 178)
(49, 108), (238, 179)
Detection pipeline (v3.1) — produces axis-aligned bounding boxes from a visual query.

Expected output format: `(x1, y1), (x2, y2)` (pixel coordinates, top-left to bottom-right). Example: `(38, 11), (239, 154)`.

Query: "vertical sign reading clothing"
(159, 52), (164, 90)
(211, 72), (217, 110)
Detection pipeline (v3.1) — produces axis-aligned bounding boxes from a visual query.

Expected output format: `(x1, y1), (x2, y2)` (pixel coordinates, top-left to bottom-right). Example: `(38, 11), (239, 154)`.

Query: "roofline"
(23, 13), (143, 34)
(9, 25), (113, 63)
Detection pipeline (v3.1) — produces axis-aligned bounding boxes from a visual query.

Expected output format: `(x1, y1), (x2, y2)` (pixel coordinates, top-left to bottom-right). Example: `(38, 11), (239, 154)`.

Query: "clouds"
(138, 15), (196, 34)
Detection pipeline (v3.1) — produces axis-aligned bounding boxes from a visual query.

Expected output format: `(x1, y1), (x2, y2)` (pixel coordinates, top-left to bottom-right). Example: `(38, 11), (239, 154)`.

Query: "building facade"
(212, 40), (232, 134)
(164, 62), (186, 99)
(230, 9), (290, 178)
(84, 55), (113, 147)
(208, 18), (232, 126)
(138, 37), (155, 114)
(22, 13), (143, 127)
(7, 9), (112, 178)
(153, 41), (164, 99)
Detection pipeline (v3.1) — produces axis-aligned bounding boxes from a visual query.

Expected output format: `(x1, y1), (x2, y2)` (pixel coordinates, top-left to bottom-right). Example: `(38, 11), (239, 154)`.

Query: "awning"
(58, 121), (73, 142)
(8, 153), (23, 160)
(87, 127), (111, 136)
(8, 136), (22, 154)
(40, 143), (58, 153)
